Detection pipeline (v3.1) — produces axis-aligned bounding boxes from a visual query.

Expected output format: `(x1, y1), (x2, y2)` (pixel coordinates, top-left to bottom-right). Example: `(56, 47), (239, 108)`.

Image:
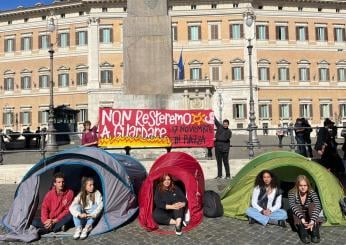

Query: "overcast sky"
(0, 0), (53, 11)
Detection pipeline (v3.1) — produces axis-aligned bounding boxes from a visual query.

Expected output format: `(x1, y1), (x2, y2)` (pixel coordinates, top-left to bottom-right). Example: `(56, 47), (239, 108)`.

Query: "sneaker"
(214, 176), (222, 180)
(175, 223), (182, 236)
(278, 220), (287, 228)
(73, 227), (82, 240)
(61, 225), (68, 232)
(248, 218), (256, 224)
(80, 225), (92, 240)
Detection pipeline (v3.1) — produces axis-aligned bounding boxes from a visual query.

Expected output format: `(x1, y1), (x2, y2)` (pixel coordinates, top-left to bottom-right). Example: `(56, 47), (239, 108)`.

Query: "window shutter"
(38, 111), (42, 124)
(215, 25), (219, 39)
(266, 68), (270, 81)
(241, 67), (244, 80)
(99, 29), (103, 42)
(329, 104), (333, 117)
(13, 39), (16, 51)
(269, 104), (272, 118)
(28, 77), (31, 88)
(85, 31), (88, 45)
(258, 105), (261, 118)
(320, 104), (323, 118)
(244, 104), (247, 119)
(337, 68), (341, 81)
(289, 104), (292, 118)
(232, 67), (235, 80)
(21, 37), (24, 50)
(76, 31), (80, 45)
(58, 74), (62, 87)
(276, 26), (279, 40)
(309, 104), (313, 118)
(324, 27), (328, 41)
(173, 26), (177, 41)
(307, 68), (310, 81)
(315, 27), (319, 41)
(67, 33), (70, 46)
(327, 69), (330, 81)
(287, 68), (290, 81)
(188, 27), (191, 40)
(20, 112), (23, 124)
(229, 24), (232, 39)
(299, 104), (303, 117)
(256, 26), (259, 39)
(305, 27), (309, 40)
(10, 112), (14, 125)
(318, 68), (322, 81)
(66, 74), (70, 86)
(29, 112), (32, 124)
(285, 26), (289, 40)
(240, 24), (244, 38)
(334, 28), (337, 41)
(2, 113), (5, 125)
(4, 39), (8, 51)
(233, 104), (236, 119)
(198, 26), (201, 40)
(279, 105), (282, 118)
(265, 26), (269, 40)
(4, 79), (7, 90)
(343, 28), (346, 42)
(101, 70), (105, 83)
(198, 68), (202, 80)
(21, 77), (24, 89)
(110, 29), (113, 42)
(77, 73), (80, 85)
(30, 37), (32, 50)
(39, 36), (42, 49)
(39, 75), (43, 88)
(296, 26), (299, 40)
(58, 33), (61, 47)
(109, 71), (113, 83)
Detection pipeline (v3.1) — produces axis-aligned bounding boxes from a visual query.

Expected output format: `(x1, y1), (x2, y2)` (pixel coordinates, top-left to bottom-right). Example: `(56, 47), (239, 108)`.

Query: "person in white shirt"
(69, 177), (103, 240)
(246, 170), (287, 227)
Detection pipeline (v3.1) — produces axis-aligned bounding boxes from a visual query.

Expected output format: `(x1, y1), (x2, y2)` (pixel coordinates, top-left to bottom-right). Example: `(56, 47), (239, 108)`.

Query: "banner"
(98, 108), (215, 148)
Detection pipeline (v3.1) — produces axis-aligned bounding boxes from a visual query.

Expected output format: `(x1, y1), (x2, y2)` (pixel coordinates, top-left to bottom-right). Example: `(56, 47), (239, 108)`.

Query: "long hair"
(291, 175), (312, 194)
(254, 170), (279, 189)
(80, 177), (96, 209)
(158, 173), (175, 192)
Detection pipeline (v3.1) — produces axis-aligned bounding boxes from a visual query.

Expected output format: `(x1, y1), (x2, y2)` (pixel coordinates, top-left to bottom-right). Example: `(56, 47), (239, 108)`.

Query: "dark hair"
(254, 170), (279, 189)
(158, 173), (175, 192)
(54, 172), (65, 182)
(80, 177), (95, 209)
(223, 119), (230, 124)
(83, 120), (91, 129)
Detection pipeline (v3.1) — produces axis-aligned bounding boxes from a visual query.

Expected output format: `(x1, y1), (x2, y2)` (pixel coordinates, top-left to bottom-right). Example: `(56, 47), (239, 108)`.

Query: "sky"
(0, 0), (53, 11)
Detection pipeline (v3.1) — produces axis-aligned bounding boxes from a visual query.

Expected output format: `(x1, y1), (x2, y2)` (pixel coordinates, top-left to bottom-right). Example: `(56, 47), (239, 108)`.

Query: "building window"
(299, 68), (310, 81)
(58, 73), (69, 87)
(39, 35), (50, 49)
(256, 25), (268, 40)
(319, 68), (330, 81)
(78, 109), (88, 122)
(21, 76), (31, 89)
(4, 38), (15, 52)
(100, 28), (113, 43)
(300, 104), (312, 118)
(258, 67), (269, 81)
(296, 26), (308, 41)
(320, 103), (332, 118)
(191, 5), (196, 10)
(337, 68), (346, 82)
(76, 31), (88, 46)
(20, 111), (31, 125)
(21, 36), (32, 51)
(188, 25), (201, 41)
(38, 110), (49, 124)
(340, 104), (346, 118)
(172, 25), (177, 41)
(77, 72), (88, 86)
(39, 75), (49, 88)
(232, 67), (244, 81)
(276, 26), (288, 41)
(209, 23), (219, 40)
(334, 27), (345, 42)
(279, 104), (291, 119)
(4, 78), (14, 91)
(190, 67), (201, 80)
(315, 26), (327, 41)
(278, 67), (289, 81)
(230, 24), (243, 40)
(173, 66), (179, 80)
(101, 70), (113, 84)
(233, 104), (247, 119)
(259, 104), (271, 119)
(3, 112), (14, 126)
(102, 7), (108, 12)
(58, 33), (70, 48)
(210, 66), (220, 81)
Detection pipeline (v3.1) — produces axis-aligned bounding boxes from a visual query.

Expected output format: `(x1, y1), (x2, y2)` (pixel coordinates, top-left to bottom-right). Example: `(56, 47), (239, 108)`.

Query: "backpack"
(340, 197), (346, 215)
(203, 190), (223, 218)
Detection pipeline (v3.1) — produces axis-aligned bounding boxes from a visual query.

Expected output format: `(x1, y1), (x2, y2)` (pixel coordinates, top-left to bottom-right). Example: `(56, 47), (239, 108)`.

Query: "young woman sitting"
(153, 173), (187, 235)
(288, 175), (322, 244)
(246, 170), (287, 227)
(69, 177), (103, 240)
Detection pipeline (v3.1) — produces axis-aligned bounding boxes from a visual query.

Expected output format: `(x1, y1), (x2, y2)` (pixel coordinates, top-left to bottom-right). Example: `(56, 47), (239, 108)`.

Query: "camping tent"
(1, 147), (147, 242)
(221, 151), (346, 226)
(138, 152), (204, 233)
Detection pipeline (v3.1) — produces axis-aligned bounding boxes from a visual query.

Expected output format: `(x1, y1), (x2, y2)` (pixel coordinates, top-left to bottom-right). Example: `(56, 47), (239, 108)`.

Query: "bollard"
(125, 146), (131, 156)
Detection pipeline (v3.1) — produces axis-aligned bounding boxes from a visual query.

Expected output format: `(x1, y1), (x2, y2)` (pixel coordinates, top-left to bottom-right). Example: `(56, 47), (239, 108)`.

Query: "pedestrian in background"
(302, 118), (313, 158)
(81, 120), (98, 147)
(294, 118), (307, 157)
(214, 117), (232, 179)
(276, 124), (285, 148)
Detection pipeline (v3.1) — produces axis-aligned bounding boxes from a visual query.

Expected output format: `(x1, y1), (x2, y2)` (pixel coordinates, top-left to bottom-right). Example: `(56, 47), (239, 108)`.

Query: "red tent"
(138, 152), (205, 234)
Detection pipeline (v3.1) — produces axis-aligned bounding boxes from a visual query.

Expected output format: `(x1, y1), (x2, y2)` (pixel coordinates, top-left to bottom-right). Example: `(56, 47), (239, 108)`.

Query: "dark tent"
(138, 152), (204, 233)
(0, 147), (147, 242)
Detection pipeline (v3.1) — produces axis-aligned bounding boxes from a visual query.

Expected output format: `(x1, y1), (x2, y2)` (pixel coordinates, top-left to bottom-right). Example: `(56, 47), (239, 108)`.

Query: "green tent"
(221, 151), (346, 226)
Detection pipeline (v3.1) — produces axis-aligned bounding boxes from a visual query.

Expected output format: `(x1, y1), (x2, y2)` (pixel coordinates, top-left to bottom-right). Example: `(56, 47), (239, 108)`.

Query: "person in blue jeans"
(69, 177), (103, 240)
(246, 170), (287, 227)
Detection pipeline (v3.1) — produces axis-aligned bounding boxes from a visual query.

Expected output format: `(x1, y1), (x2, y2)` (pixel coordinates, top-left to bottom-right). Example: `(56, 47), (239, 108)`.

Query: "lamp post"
(217, 85), (223, 121)
(46, 16), (58, 151)
(244, 10), (259, 158)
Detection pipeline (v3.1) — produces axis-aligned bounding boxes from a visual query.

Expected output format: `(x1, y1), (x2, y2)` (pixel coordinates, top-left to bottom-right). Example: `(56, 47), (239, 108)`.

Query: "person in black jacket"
(302, 118), (313, 158)
(153, 174), (187, 235)
(214, 117), (232, 179)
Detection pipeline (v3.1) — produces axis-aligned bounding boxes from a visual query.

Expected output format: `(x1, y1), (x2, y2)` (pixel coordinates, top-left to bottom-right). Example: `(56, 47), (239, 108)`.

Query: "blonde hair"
(291, 175), (312, 194)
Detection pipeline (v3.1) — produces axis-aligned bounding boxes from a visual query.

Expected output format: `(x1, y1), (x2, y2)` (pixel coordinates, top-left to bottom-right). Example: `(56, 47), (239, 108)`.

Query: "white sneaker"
(80, 225), (92, 240)
(73, 227), (82, 240)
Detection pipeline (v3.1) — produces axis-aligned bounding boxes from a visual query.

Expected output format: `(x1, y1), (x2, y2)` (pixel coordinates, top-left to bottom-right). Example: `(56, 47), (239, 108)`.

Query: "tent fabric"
(1, 147), (147, 242)
(221, 151), (346, 226)
(138, 152), (204, 233)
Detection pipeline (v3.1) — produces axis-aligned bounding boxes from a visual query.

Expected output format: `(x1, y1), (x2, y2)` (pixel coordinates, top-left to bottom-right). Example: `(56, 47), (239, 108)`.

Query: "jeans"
(246, 207), (287, 225)
(32, 213), (72, 233)
(72, 204), (97, 228)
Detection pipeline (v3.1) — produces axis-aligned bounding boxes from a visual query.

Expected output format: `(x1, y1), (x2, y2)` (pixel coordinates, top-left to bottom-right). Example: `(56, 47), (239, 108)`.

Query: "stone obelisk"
(123, 0), (173, 95)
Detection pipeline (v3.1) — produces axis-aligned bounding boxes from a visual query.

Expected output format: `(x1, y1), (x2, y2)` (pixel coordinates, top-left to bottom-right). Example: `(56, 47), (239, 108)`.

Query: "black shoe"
(297, 224), (310, 244)
(175, 223), (182, 236)
(278, 220), (286, 228)
(61, 225), (68, 232)
(214, 176), (222, 180)
(311, 225), (320, 243)
(248, 218), (256, 224)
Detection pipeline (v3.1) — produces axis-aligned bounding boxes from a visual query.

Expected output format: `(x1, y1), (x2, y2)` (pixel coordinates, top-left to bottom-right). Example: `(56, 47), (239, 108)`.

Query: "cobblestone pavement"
(0, 181), (345, 245)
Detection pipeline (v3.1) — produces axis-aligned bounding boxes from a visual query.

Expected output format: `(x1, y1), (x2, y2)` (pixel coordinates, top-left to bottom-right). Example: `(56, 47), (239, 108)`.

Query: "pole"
(46, 43), (57, 151)
(247, 39), (259, 158)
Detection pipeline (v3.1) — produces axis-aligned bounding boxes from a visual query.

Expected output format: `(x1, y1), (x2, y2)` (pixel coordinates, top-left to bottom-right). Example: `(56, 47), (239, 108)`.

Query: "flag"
(178, 49), (184, 80)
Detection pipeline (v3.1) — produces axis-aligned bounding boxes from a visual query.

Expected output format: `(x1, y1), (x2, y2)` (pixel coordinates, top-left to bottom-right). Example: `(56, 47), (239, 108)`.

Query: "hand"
(176, 202), (186, 208)
(301, 218), (308, 227)
(44, 219), (53, 229)
(262, 209), (271, 216)
(79, 213), (88, 219)
(305, 221), (314, 231)
(317, 150), (323, 156)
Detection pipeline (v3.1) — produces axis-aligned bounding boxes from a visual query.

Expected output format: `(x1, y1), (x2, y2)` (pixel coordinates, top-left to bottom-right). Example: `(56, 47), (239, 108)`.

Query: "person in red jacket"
(32, 172), (74, 233)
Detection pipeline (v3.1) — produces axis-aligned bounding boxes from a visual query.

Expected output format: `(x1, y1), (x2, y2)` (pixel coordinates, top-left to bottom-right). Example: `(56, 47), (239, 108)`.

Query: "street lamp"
(244, 9), (259, 158)
(216, 85), (224, 121)
(46, 16), (58, 151)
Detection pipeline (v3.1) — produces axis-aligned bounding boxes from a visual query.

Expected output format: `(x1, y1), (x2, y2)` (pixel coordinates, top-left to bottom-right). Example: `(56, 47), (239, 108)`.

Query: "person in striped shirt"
(288, 175), (322, 244)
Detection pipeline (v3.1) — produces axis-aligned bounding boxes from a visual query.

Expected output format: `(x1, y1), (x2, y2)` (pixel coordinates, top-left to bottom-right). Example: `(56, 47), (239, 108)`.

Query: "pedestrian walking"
(276, 124), (285, 148)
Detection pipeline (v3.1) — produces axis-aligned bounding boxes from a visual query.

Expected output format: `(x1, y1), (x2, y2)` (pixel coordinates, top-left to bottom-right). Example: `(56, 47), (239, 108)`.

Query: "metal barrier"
(0, 125), (345, 164)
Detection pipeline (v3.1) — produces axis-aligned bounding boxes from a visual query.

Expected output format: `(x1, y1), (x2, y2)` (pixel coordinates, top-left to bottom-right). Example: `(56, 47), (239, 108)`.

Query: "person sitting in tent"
(153, 174), (187, 236)
(246, 170), (287, 227)
(69, 177), (103, 240)
(288, 175), (322, 244)
(81, 120), (98, 147)
(32, 172), (74, 234)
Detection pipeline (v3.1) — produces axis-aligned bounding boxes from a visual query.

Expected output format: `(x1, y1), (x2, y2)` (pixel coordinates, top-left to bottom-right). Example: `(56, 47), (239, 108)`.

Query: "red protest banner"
(98, 108), (215, 148)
